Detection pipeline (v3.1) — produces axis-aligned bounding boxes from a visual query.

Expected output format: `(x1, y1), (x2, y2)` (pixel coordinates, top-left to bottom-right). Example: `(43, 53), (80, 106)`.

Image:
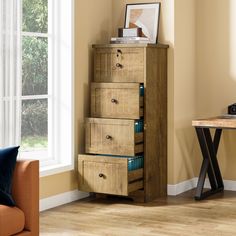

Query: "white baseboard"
(167, 178), (198, 196)
(40, 179), (236, 211)
(168, 178), (236, 196)
(204, 178), (236, 191)
(222, 180), (236, 191)
(40, 190), (89, 212)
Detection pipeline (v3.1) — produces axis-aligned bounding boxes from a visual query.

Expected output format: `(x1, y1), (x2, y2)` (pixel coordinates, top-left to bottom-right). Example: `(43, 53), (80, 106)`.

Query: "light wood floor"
(40, 190), (236, 236)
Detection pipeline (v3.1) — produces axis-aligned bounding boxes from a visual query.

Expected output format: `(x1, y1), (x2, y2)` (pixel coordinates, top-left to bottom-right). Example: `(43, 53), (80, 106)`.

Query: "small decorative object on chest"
(228, 103), (236, 115)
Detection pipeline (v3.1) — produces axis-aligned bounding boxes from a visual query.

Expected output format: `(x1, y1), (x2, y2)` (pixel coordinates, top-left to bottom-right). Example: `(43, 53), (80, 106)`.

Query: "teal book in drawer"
(134, 119), (144, 133)
(97, 154), (144, 171)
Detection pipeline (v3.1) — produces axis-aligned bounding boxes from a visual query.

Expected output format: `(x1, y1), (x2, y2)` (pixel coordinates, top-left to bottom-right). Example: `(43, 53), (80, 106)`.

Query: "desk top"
(192, 116), (236, 129)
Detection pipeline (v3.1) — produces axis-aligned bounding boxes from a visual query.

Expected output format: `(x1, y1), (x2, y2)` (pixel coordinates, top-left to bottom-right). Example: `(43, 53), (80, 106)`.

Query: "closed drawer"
(85, 118), (144, 156)
(78, 155), (144, 196)
(91, 83), (143, 119)
(94, 47), (144, 82)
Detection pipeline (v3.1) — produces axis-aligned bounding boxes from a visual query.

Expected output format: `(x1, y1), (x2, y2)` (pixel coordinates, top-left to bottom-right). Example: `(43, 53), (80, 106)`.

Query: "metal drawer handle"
(99, 173), (104, 178)
(106, 135), (112, 140)
(116, 49), (122, 57)
(117, 49), (122, 54)
(116, 63), (123, 68)
(111, 98), (118, 104)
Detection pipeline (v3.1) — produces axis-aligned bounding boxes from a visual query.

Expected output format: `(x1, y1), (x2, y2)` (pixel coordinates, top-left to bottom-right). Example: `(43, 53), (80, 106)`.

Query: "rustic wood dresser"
(78, 43), (168, 202)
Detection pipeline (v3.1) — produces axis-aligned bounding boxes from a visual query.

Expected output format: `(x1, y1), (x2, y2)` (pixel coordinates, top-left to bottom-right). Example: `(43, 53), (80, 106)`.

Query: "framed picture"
(124, 3), (161, 44)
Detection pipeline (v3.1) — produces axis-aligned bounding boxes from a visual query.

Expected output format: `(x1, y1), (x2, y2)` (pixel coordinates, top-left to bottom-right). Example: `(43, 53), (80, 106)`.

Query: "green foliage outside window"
(22, 37), (48, 96)
(21, 100), (48, 137)
(22, 0), (48, 33)
(21, 0), (48, 149)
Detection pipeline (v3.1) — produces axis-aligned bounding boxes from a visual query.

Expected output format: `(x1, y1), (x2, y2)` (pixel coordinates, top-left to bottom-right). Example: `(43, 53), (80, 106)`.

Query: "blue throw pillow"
(0, 146), (19, 206)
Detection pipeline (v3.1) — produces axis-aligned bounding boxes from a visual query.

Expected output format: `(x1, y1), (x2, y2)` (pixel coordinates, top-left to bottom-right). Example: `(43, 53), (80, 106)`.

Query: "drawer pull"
(116, 49), (122, 57)
(106, 135), (112, 140)
(116, 63), (123, 68)
(99, 173), (104, 178)
(117, 49), (122, 54)
(111, 98), (118, 104)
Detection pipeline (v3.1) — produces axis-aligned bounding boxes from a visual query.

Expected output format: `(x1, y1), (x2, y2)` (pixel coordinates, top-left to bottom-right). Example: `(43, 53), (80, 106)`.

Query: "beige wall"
(40, 0), (112, 199)
(196, 0), (236, 180)
(171, 0), (236, 184)
(171, 0), (197, 184)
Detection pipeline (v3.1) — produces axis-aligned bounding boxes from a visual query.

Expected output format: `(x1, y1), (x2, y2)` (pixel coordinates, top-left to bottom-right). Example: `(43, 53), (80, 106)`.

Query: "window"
(21, 0), (49, 160)
(22, 0), (74, 176)
(0, 0), (74, 176)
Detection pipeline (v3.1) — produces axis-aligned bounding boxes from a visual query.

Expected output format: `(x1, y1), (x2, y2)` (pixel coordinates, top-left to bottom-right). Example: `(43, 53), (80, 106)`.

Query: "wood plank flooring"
(40, 190), (236, 236)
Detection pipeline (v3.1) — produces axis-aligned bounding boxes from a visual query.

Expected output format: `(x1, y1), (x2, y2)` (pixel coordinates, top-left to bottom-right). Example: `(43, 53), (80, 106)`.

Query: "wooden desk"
(192, 116), (236, 200)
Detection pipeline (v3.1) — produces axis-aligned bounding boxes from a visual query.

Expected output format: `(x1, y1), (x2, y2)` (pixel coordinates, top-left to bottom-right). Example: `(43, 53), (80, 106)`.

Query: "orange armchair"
(0, 160), (39, 236)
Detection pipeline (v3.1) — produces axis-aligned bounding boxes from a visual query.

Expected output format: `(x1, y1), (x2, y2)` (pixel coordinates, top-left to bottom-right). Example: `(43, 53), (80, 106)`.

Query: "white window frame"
(20, 0), (74, 177)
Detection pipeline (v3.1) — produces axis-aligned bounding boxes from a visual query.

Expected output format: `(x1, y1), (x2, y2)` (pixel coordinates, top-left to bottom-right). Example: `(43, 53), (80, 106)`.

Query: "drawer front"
(85, 118), (143, 156)
(78, 155), (144, 196)
(91, 83), (143, 119)
(94, 47), (144, 83)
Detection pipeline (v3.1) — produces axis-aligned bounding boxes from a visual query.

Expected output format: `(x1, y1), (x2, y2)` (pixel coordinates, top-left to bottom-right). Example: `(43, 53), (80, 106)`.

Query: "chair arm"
(12, 160), (39, 235)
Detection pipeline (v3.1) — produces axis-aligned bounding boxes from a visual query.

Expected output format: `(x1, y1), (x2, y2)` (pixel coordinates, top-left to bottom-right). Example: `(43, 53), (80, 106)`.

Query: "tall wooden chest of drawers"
(78, 44), (168, 202)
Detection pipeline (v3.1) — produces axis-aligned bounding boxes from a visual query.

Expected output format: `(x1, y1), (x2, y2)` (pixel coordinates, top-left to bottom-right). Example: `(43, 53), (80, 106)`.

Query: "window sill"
(40, 163), (74, 177)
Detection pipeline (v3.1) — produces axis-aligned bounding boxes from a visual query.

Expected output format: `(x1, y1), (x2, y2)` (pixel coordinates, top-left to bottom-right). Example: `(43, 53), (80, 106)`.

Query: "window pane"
(22, 36), (48, 96)
(21, 99), (48, 151)
(22, 0), (48, 33)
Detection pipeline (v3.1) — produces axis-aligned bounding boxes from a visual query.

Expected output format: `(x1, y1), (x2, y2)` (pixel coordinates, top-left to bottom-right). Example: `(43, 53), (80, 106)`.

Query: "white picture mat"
(125, 3), (160, 44)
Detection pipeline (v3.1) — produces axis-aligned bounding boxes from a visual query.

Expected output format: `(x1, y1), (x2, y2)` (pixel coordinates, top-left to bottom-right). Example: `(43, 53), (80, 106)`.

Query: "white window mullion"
(52, 0), (60, 165)
(22, 31), (48, 38)
(47, 0), (54, 163)
(21, 94), (50, 100)
(53, 0), (73, 168)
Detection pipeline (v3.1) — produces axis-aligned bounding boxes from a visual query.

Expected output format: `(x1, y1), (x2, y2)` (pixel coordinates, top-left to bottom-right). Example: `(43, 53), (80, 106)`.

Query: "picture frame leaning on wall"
(124, 2), (161, 44)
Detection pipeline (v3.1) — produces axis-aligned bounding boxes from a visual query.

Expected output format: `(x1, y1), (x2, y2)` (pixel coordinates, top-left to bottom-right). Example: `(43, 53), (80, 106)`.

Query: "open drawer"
(85, 118), (143, 156)
(78, 154), (144, 196)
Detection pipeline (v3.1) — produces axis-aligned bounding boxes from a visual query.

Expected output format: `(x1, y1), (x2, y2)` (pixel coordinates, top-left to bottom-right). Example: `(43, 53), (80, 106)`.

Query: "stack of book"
(110, 37), (150, 44)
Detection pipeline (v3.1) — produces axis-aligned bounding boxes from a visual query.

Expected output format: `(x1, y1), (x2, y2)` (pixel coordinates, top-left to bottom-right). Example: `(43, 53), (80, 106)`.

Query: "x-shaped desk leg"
(195, 127), (224, 200)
